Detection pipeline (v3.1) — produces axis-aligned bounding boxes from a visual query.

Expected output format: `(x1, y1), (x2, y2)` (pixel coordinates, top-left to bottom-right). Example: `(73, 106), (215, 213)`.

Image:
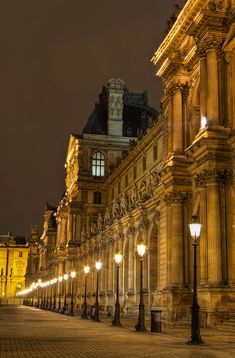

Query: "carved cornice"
(152, 0), (210, 67)
(195, 168), (233, 186)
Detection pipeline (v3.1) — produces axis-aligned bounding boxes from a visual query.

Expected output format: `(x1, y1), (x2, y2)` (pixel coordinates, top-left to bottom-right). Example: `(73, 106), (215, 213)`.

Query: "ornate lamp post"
(62, 274), (68, 314)
(49, 279), (54, 310)
(30, 282), (35, 306)
(135, 243), (147, 332)
(81, 265), (90, 319)
(58, 275), (63, 312)
(187, 216), (203, 344)
(94, 261), (102, 321)
(37, 279), (41, 308)
(112, 253), (122, 326)
(69, 271), (76, 316)
(46, 281), (50, 309)
(41, 283), (45, 308)
(53, 278), (58, 311)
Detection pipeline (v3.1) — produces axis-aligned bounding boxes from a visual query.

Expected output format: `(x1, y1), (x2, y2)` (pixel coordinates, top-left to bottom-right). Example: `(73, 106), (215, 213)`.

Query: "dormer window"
(92, 151), (105, 177)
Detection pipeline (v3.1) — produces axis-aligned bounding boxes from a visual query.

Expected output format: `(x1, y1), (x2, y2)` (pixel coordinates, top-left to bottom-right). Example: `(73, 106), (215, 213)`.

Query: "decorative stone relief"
(138, 209), (148, 232)
(120, 192), (128, 216)
(97, 213), (103, 233)
(104, 207), (111, 226)
(112, 199), (120, 220)
(130, 184), (138, 209)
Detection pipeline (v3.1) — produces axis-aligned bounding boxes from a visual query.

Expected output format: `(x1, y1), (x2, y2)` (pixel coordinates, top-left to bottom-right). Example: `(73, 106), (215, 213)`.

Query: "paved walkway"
(0, 305), (234, 358)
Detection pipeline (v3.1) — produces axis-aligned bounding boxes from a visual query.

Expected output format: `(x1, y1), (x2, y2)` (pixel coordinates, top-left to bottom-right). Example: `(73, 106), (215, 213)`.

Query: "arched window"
(92, 151), (105, 177)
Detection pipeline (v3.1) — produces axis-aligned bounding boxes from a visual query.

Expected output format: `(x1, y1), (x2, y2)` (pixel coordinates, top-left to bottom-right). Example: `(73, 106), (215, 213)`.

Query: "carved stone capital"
(164, 191), (193, 205)
(195, 168), (233, 186)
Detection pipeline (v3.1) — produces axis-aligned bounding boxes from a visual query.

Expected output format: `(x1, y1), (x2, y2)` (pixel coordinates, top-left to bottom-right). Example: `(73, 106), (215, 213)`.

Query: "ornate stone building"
(27, 0), (235, 325)
(0, 233), (29, 303)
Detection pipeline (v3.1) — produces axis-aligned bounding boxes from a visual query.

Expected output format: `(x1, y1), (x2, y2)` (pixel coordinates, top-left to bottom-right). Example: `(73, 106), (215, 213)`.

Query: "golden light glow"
(71, 271), (76, 278)
(201, 116), (207, 129)
(84, 265), (90, 274)
(137, 244), (146, 257)
(114, 253), (123, 265)
(95, 261), (102, 271)
(58, 275), (63, 282)
(64, 274), (68, 280)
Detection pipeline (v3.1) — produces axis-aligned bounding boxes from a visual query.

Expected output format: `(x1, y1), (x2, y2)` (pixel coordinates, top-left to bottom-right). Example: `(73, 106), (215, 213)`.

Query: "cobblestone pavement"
(0, 305), (235, 358)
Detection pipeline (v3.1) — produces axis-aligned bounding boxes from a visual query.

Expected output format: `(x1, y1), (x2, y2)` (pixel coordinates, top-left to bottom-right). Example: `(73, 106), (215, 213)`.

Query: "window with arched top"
(92, 151), (105, 177)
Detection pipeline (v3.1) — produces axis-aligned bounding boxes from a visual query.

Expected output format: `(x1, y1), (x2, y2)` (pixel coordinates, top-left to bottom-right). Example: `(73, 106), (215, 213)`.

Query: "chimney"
(107, 78), (125, 136)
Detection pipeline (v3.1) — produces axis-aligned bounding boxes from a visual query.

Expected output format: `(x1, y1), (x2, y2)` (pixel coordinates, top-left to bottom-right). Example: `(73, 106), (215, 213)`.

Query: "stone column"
(167, 91), (173, 155)
(227, 183), (235, 284)
(165, 193), (184, 287)
(207, 181), (223, 285)
(68, 214), (73, 243)
(206, 45), (219, 125)
(128, 236), (135, 293)
(107, 243), (114, 293)
(200, 54), (207, 120)
(172, 84), (183, 153)
(198, 187), (208, 285)
(171, 203), (184, 286)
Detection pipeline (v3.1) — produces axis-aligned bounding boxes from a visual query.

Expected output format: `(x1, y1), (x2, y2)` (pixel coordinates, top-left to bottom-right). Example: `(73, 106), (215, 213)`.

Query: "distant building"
(0, 233), (29, 303)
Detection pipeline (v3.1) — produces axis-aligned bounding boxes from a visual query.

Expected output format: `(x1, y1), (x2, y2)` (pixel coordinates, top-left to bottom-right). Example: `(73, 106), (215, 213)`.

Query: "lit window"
(94, 192), (102, 204)
(92, 152), (105, 177)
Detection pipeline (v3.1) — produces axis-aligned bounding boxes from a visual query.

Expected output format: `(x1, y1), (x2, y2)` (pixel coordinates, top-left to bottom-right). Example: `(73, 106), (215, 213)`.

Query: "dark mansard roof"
(82, 86), (158, 137)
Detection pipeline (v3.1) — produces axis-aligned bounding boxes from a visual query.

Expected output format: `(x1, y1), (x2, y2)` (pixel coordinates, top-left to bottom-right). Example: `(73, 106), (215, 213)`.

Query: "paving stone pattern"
(0, 306), (234, 358)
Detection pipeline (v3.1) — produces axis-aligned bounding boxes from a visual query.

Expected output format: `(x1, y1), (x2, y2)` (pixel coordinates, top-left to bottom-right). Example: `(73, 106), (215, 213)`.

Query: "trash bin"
(90, 305), (95, 320)
(151, 310), (162, 332)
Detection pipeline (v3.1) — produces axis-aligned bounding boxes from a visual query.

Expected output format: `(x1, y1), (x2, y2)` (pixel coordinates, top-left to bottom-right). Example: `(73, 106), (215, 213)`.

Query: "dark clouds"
(0, 0), (185, 237)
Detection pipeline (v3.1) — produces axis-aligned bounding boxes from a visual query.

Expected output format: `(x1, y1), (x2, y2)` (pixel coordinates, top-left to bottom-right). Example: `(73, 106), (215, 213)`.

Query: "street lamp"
(69, 271), (76, 316)
(49, 279), (54, 310)
(94, 261), (102, 321)
(37, 279), (41, 308)
(112, 253), (122, 326)
(81, 265), (90, 319)
(30, 282), (35, 306)
(53, 278), (58, 311)
(46, 281), (50, 309)
(187, 215), (203, 344)
(135, 243), (147, 332)
(58, 275), (63, 312)
(62, 274), (68, 314)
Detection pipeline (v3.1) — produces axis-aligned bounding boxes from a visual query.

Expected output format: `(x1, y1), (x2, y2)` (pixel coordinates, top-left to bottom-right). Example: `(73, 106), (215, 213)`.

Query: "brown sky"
(0, 0), (185, 237)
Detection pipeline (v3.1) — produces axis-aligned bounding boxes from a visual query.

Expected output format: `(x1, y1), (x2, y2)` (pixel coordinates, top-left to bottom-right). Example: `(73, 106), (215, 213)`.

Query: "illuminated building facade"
(26, 0), (235, 326)
(0, 233), (29, 303)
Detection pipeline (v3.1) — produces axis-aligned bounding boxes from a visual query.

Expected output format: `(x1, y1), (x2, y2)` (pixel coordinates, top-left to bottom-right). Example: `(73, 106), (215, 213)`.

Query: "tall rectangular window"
(92, 151), (105, 176)
(94, 192), (101, 204)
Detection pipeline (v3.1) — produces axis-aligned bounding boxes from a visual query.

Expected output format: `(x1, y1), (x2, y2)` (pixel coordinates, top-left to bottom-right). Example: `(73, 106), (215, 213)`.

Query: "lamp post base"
(135, 303), (146, 332)
(81, 303), (88, 319)
(112, 302), (122, 327)
(93, 302), (100, 322)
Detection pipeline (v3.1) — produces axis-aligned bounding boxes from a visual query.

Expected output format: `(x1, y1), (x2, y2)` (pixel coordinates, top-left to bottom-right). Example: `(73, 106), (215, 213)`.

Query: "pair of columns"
(167, 40), (222, 156)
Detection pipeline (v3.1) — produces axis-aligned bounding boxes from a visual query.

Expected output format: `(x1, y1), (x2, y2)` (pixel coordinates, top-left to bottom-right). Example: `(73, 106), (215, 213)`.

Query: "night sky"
(0, 0), (185, 238)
